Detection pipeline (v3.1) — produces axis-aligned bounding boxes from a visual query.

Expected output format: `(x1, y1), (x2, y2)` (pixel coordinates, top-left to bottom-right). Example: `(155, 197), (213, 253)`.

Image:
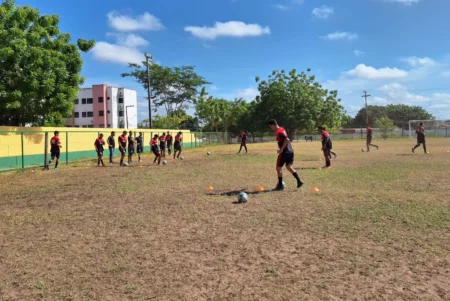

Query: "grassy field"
(1, 138), (450, 301)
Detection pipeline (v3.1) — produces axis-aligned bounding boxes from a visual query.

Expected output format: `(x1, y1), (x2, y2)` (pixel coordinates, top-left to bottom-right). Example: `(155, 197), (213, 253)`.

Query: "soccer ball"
(123, 162), (128, 166)
(282, 182), (286, 188)
(207, 152), (211, 156)
(238, 192), (248, 203)
(162, 160), (167, 165)
(361, 148), (365, 152)
(179, 156), (184, 160)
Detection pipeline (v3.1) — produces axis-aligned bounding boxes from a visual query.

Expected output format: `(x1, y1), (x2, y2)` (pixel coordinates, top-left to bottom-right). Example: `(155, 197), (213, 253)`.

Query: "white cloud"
(385, 0), (422, 5)
(345, 64), (408, 79)
(107, 33), (149, 47)
(91, 42), (144, 65)
(107, 11), (164, 32)
(273, 4), (289, 11)
(379, 83), (427, 102)
(372, 97), (389, 105)
(354, 50), (364, 57)
(401, 56), (436, 67)
(321, 31), (358, 41)
(184, 21), (270, 40)
(312, 6), (334, 19)
(209, 85), (219, 91)
(235, 87), (259, 101)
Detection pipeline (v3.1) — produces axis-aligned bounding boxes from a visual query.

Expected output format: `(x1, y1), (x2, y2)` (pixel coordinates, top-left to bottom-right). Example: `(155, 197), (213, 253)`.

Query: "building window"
(107, 110), (110, 114)
(74, 112), (79, 118)
(98, 97), (104, 103)
(99, 124), (105, 128)
(82, 125), (87, 128)
(74, 99), (79, 104)
(87, 98), (93, 104)
(87, 125), (94, 128)
(99, 110), (104, 117)
(82, 98), (87, 104)
(107, 97), (110, 100)
(118, 111), (124, 117)
(107, 124), (111, 127)
(82, 112), (87, 118)
(118, 97), (124, 103)
(87, 111), (93, 117)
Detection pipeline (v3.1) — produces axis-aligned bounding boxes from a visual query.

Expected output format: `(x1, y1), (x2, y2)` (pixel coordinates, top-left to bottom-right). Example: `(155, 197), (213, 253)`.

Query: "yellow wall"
(0, 127), (193, 157)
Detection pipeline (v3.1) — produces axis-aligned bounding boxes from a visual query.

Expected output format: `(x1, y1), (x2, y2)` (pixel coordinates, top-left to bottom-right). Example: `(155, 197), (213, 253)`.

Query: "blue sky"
(17, 0), (450, 121)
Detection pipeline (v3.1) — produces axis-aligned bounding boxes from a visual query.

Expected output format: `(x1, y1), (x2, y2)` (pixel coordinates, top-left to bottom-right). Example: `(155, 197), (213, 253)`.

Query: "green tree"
(251, 69), (345, 139)
(0, 0), (95, 126)
(121, 63), (210, 116)
(341, 114), (355, 128)
(354, 105), (433, 128)
(375, 117), (396, 139)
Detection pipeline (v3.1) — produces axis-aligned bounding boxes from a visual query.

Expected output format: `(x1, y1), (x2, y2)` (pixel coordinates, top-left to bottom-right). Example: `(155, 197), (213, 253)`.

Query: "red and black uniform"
(95, 138), (105, 156)
(367, 126), (373, 144)
(174, 134), (182, 151)
(135, 136), (143, 153)
(321, 130), (331, 167)
(166, 134), (173, 148)
(276, 127), (294, 167)
(159, 135), (166, 150)
(240, 131), (247, 146)
(128, 136), (135, 155)
(416, 125), (425, 144)
(151, 138), (160, 156)
(118, 135), (127, 155)
(50, 136), (61, 159)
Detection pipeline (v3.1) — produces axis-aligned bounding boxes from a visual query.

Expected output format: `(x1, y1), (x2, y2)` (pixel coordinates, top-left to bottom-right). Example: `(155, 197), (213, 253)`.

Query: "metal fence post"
(66, 132), (69, 165)
(21, 132), (24, 171)
(209, 132), (212, 145)
(44, 132), (49, 169)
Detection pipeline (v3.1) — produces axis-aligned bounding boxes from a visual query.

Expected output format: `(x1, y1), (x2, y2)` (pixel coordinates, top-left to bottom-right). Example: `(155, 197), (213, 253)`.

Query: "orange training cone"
(257, 186), (264, 191)
(139, 165), (143, 168)
(207, 185), (214, 190)
(312, 187), (320, 192)
(317, 167), (321, 170)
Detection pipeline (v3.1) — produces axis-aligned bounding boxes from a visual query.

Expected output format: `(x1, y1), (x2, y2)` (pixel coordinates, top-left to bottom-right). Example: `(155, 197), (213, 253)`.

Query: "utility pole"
(362, 90), (371, 126)
(144, 52), (153, 129)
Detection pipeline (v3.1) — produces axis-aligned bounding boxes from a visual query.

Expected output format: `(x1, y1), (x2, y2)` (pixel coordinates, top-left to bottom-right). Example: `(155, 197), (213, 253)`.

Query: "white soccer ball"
(238, 192), (248, 204)
(361, 148), (365, 152)
(179, 156), (184, 160)
(162, 160), (167, 165)
(123, 162), (129, 166)
(207, 152), (211, 156)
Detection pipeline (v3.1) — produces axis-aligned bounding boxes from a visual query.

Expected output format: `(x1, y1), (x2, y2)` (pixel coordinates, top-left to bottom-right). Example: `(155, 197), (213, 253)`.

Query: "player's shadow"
(295, 167), (321, 170)
(208, 189), (274, 204)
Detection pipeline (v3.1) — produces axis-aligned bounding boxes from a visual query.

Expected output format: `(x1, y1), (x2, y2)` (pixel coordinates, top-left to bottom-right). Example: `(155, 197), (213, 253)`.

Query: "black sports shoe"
(297, 180), (304, 189)
(273, 184), (285, 191)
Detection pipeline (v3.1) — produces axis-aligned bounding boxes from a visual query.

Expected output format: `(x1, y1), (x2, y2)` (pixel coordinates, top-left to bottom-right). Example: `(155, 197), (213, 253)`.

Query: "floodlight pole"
(145, 52), (153, 129)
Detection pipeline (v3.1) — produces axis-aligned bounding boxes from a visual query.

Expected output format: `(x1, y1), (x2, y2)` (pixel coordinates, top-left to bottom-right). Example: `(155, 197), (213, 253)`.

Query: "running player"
(166, 131), (173, 156)
(151, 134), (161, 165)
(48, 131), (62, 170)
(269, 120), (303, 190)
(127, 131), (135, 164)
(118, 131), (128, 166)
(173, 131), (183, 159)
(94, 133), (106, 167)
(136, 132), (144, 162)
(238, 130), (248, 154)
(318, 126), (332, 168)
(322, 127), (337, 159)
(159, 132), (167, 158)
(366, 125), (379, 152)
(412, 122), (428, 154)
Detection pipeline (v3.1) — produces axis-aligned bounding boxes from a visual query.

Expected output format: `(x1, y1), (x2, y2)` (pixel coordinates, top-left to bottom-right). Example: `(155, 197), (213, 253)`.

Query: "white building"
(65, 84), (138, 129)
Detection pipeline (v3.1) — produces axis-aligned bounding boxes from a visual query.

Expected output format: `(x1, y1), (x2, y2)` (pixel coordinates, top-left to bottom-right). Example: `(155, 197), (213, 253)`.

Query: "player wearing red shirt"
(269, 119), (303, 190)
(151, 134), (161, 165)
(322, 127), (337, 159)
(118, 131), (128, 166)
(238, 130), (248, 154)
(159, 132), (167, 158)
(48, 131), (62, 170)
(318, 126), (332, 168)
(166, 132), (173, 156)
(366, 126), (379, 152)
(127, 131), (135, 164)
(173, 132), (183, 159)
(94, 133), (106, 167)
(412, 122), (428, 154)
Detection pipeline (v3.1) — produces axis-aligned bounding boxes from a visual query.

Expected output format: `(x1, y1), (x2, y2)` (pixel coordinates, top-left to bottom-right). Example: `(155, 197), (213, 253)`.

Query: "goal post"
(408, 119), (450, 139)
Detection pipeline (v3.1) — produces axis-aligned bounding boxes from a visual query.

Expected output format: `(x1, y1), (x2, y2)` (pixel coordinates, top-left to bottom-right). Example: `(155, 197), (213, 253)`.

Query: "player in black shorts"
(48, 131), (62, 170)
(94, 133), (106, 167)
(159, 132), (167, 158)
(166, 132), (173, 156)
(269, 120), (303, 190)
(127, 131), (135, 164)
(173, 131), (183, 159)
(136, 132), (144, 162)
(151, 134), (161, 165)
(118, 131), (127, 166)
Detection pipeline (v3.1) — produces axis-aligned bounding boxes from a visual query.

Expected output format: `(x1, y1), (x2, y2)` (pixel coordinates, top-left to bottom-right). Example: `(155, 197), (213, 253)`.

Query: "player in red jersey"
(173, 132), (183, 159)
(366, 126), (379, 152)
(48, 131), (62, 170)
(269, 120), (303, 190)
(238, 130), (248, 154)
(318, 127), (332, 168)
(151, 134), (161, 165)
(321, 127), (337, 159)
(135, 132), (144, 162)
(166, 131), (173, 156)
(118, 131), (128, 166)
(159, 132), (167, 158)
(94, 133), (106, 167)
(412, 122), (428, 154)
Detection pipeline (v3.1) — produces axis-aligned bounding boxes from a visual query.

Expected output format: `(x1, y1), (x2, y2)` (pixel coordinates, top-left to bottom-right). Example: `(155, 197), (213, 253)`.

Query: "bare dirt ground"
(1, 138), (450, 301)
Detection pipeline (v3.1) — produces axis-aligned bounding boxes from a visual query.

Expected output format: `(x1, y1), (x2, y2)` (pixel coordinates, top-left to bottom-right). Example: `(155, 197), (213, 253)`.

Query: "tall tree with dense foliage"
(0, 0), (95, 126)
(375, 117), (397, 139)
(122, 63), (210, 116)
(250, 69), (345, 138)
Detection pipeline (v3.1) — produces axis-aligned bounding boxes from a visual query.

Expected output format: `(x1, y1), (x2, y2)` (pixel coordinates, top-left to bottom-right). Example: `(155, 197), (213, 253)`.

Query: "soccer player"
(107, 131), (116, 164)
(48, 131), (62, 170)
(166, 131), (173, 156)
(127, 131), (135, 164)
(136, 132), (144, 162)
(366, 126), (379, 152)
(322, 127), (337, 159)
(318, 126), (332, 168)
(268, 119), (303, 190)
(238, 130), (248, 154)
(173, 131), (183, 159)
(151, 134), (161, 165)
(412, 122), (428, 154)
(159, 132), (167, 158)
(94, 133), (106, 167)
(118, 131), (127, 166)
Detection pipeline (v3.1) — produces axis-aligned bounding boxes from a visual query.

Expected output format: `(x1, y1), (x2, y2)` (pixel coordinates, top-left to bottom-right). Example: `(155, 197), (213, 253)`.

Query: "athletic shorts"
(241, 140), (247, 146)
(119, 146), (126, 155)
(167, 142), (173, 148)
(417, 134), (425, 144)
(136, 146), (143, 154)
(152, 147), (160, 156)
(51, 150), (60, 159)
(367, 135), (372, 144)
(323, 148), (331, 157)
(277, 152), (294, 167)
(97, 151), (103, 157)
(160, 143), (166, 150)
(128, 146), (135, 155)
(174, 143), (182, 151)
